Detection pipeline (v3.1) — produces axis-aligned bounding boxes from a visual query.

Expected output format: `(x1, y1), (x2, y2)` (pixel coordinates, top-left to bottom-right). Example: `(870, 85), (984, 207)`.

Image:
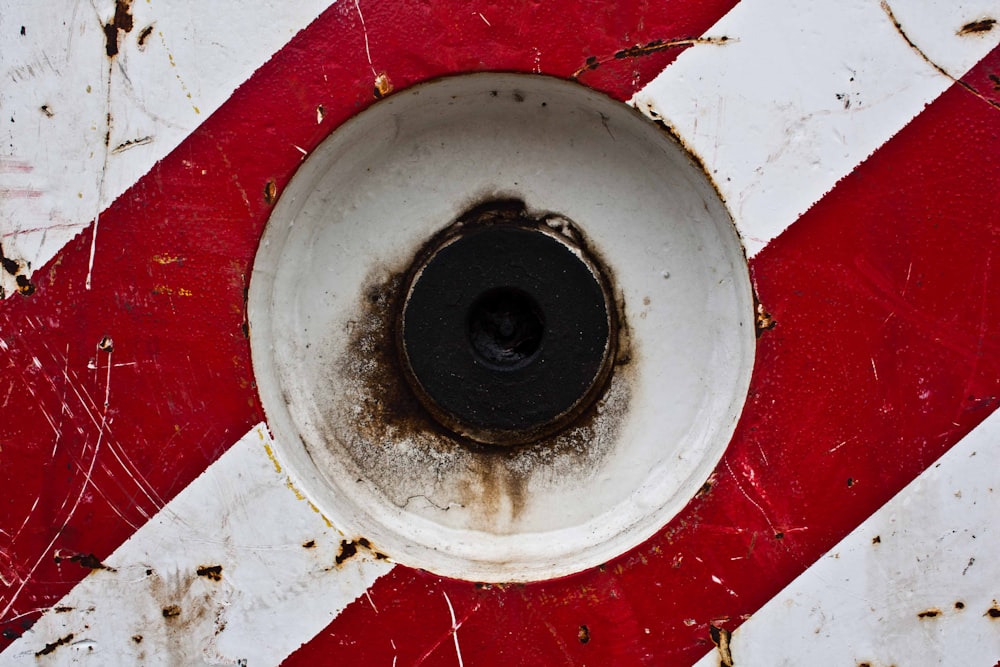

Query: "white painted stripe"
(0, 424), (394, 666)
(631, 0), (1000, 257)
(0, 0), (333, 295)
(693, 408), (1000, 667)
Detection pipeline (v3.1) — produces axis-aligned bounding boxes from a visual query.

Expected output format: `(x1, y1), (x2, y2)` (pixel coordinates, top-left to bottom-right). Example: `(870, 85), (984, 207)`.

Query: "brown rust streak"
(103, 0), (134, 58)
(572, 36), (730, 78)
(54, 552), (116, 572)
(35, 633), (74, 657)
(196, 564), (223, 581)
(959, 18), (996, 35)
(335, 537), (388, 566)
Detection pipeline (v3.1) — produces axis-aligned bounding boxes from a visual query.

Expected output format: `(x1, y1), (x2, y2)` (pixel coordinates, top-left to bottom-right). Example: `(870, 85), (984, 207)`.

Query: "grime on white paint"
(0, 425), (393, 666)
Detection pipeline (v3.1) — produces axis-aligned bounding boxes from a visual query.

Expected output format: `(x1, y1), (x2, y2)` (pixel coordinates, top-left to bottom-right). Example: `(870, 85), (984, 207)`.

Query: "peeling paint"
(709, 624), (734, 667)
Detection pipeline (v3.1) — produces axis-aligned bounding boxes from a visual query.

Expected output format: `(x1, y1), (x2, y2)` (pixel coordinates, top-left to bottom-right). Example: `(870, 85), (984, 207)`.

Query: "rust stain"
(573, 36), (731, 78)
(54, 552), (116, 572)
(917, 608), (941, 618)
(264, 179), (278, 205)
(334, 537), (389, 566)
(98, 336), (114, 353)
(137, 24), (154, 48)
(103, 0), (134, 58)
(754, 302), (775, 336)
(986, 603), (1000, 618)
(709, 624), (735, 667)
(302, 540), (316, 549)
(0, 242), (36, 298)
(39, 104), (54, 118)
(161, 605), (181, 619)
(577, 624), (590, 644)
(958, 18), (996, 35)
(196, 565), (223, 582)
(34, 633), (74, 657)
(374, 72), (393, 99)
(955, 601), (966, 610)
(132, 634), (143, 643)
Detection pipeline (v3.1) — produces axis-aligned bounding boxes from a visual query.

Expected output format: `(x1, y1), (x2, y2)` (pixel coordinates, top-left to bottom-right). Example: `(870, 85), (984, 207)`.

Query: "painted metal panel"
(2, 0), (999, 664)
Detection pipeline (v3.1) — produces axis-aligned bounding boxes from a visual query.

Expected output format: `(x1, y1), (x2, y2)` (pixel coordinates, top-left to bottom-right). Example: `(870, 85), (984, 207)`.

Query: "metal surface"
(248, 73), (754, 583)
(2, 0), (999, 664)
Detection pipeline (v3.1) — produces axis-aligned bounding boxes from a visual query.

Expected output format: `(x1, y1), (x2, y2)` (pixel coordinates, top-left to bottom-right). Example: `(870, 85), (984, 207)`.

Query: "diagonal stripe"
(692, 407), (1000, 667)
(0, 0), (741, 648)
(0, 425), (393, 665)
(282, 42), (1000, 665)
(631, 0), (1000, 256)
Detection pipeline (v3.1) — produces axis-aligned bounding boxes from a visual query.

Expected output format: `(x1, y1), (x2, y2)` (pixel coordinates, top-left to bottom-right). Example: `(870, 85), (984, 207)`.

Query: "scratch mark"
(572, 36), (731, 78)
(870, 358), (879, 381)
(725, 459), (778, 536)
(214, 144), (253, 216)
(881, 1), (1000, 111)
(353, 0), (377, 77)
(444, 591), (465, 667)
(477, 12), (491, 26)
(413, 594), (480, 666)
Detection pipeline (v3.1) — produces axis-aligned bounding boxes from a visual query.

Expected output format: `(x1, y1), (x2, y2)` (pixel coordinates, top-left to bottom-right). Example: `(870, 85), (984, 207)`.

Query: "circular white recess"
(249, 73), (755, 582)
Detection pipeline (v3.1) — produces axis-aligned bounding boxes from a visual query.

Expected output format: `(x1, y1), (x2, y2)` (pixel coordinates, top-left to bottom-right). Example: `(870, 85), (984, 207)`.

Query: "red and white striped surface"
(2, 0), (999, 664)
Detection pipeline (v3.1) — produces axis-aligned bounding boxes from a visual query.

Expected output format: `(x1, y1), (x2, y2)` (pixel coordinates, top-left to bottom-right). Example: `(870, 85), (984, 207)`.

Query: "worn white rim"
(249, 73), (755, 582)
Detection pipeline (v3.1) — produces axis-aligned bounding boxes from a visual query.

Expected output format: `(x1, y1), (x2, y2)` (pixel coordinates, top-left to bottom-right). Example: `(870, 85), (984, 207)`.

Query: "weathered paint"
(1, 0), (999, 665)
(0, 426), (392, 665)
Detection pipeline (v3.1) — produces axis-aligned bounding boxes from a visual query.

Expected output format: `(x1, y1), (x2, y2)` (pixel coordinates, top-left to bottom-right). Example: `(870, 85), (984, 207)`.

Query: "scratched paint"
(0, 0), (332, 296)
(2, 0), (999, 664)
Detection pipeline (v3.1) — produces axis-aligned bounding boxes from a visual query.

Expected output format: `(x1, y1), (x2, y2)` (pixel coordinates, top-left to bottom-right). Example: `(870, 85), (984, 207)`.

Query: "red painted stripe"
(282, 47), (1000, 666)
(0, 0), (740, 646)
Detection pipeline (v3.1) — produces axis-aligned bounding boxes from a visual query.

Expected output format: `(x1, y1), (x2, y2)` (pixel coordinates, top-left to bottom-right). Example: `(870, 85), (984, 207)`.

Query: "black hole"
(467, 287), (544, 369)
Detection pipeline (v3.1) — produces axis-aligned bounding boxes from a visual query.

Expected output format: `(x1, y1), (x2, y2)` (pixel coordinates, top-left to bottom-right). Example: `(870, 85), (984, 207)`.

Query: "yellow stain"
(284, 478), (305, 500)
(152, 254), (180, 265)
(262, 442), (282, 474)
(177, 288), (192, 296)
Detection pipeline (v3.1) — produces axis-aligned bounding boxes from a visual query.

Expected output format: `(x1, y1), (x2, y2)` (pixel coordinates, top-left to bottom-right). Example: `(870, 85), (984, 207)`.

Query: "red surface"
(283, 47), (1000, 666)
(0, 0), (740, 647)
